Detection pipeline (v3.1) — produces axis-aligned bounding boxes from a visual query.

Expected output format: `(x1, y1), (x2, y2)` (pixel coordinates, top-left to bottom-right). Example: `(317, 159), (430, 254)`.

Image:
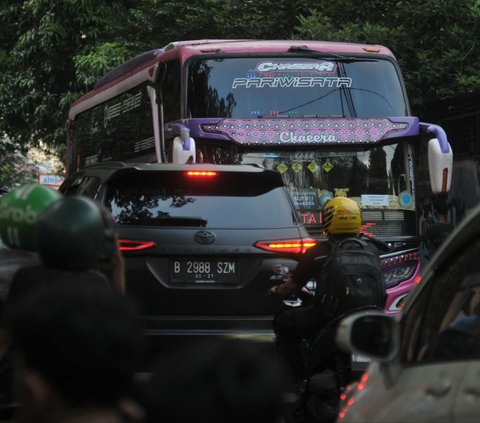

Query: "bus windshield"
(187, 57), (408, 119)
(239, 142), (417, 238)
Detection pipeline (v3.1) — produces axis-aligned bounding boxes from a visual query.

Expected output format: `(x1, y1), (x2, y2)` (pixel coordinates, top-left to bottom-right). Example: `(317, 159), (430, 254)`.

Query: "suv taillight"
(254, 238), (317, 254)
(119, 239), (156, 251)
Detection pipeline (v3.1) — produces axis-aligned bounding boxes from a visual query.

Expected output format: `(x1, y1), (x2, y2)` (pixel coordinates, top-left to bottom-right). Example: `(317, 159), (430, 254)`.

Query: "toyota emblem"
(194, 230), (216, 245)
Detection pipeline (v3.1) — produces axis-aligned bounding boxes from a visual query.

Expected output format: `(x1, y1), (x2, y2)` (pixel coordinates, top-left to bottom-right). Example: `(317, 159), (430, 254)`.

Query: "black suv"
(59, 162), (315, 354)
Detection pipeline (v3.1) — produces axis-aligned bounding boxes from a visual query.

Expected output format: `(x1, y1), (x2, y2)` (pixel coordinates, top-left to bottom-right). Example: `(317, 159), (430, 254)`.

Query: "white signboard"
(361, 194), (389, 207)
(38, 174), (65, 188)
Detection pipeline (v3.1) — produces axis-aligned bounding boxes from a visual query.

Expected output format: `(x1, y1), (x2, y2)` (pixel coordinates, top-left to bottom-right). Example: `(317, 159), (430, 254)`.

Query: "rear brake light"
(119, 239), (156, 251)
(254, 238), (317, 254)
(186, 171), (217, 177)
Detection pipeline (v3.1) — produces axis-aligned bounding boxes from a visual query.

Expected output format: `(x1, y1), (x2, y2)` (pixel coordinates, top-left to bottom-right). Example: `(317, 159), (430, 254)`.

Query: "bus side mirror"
(428, 137), (452, 194)
(421, 122), (453, 194)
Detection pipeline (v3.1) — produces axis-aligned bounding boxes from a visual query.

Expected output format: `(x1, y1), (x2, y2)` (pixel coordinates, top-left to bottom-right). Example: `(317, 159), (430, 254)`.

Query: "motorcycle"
(278, 286), (379, 423)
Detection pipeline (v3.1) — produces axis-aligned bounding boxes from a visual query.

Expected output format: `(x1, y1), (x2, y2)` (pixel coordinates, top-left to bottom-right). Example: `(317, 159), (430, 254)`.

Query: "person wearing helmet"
(0, 195), (125, 420)
(267, 196), (364, 297)
(266, 196), (386, 387)
(1, 188), (125, 316)
(0, 183), (62, 310)
(39, 195), (125, 293)
(5, 195), (125, 311)
(0, 183), (61, 419)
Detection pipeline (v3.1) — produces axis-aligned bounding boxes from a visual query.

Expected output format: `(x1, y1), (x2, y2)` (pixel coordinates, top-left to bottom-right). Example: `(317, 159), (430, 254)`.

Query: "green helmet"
(36, 196), (112, 270)
(0, 183), (61, 250)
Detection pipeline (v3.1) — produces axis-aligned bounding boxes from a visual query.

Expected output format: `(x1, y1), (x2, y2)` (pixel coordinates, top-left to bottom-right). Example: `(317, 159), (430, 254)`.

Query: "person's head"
(4, 280), (143, 420)
(0, 183), (61, 250)
(140, 340), (286, 423)
(322, 196), (362, 236)
(35, 196), (117, 270)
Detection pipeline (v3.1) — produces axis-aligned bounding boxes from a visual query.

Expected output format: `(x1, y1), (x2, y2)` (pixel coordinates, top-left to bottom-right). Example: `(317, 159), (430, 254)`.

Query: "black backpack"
(315, 237), (387, 319)
(423, 223), (453, 259)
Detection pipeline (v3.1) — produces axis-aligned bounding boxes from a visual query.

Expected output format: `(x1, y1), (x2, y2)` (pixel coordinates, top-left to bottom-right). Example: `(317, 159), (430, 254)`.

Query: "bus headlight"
(383, 263), (416, 289)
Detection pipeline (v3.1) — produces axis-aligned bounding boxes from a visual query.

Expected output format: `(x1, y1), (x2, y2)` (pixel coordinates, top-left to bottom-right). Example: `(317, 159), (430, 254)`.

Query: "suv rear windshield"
(104, 170), (298, 228)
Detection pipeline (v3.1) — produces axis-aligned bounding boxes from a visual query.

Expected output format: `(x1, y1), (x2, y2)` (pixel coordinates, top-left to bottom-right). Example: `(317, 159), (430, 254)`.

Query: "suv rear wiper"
(154, 216), (208, 227)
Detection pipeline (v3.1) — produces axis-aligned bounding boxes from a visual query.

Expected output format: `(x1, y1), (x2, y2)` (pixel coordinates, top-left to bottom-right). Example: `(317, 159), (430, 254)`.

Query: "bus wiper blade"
(153, 216), (208, 227)
(288, 45), (349, 60)
(288, 45), (376, 62)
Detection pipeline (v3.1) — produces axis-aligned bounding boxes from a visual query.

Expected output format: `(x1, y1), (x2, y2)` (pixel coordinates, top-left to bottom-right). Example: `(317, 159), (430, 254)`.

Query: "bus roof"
(162, 39), (394, 56)
(69, 39), (395, 120)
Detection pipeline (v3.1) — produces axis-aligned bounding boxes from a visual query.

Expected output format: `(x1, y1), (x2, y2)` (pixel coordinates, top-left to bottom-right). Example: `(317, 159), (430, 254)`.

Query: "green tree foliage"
(141, 0), (310, 45)
(0, 0), (136, 150)
(0, 0), (479, 158)
(0, 0), (312, 155)
(0, 138), (37, 187)
(294, 0), (480, 114)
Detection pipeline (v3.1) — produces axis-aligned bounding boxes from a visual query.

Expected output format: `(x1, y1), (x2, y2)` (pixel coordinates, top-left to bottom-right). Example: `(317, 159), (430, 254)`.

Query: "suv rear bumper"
(141, 316), (277, 361)
(142, 314), (275, 338)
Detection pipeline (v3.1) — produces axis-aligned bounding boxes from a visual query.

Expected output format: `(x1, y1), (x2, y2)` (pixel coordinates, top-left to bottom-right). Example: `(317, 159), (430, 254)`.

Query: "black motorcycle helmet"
(35, 196), (113, 270)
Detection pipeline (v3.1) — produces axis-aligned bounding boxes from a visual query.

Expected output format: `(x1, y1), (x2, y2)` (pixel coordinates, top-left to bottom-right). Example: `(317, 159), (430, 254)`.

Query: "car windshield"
(187, 56), (407, 118)
(239, 142), (417, 237)
(104, 170), (298, 228)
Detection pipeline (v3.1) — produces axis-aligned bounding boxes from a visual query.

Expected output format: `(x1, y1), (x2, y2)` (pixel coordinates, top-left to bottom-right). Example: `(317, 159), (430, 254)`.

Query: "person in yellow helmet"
(266, 196), (387, 388)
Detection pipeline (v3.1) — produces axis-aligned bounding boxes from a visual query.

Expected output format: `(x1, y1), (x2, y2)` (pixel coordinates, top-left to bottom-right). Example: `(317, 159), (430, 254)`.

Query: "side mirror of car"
(336, 310), (400, 362)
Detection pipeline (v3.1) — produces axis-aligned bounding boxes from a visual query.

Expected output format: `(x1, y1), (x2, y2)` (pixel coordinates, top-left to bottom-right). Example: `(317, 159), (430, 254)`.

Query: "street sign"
(38, 174), (65, 189)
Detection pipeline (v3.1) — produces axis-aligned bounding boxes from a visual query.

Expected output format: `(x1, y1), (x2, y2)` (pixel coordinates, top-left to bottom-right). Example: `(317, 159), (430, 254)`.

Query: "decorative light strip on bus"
(201, 117), (418, 146)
